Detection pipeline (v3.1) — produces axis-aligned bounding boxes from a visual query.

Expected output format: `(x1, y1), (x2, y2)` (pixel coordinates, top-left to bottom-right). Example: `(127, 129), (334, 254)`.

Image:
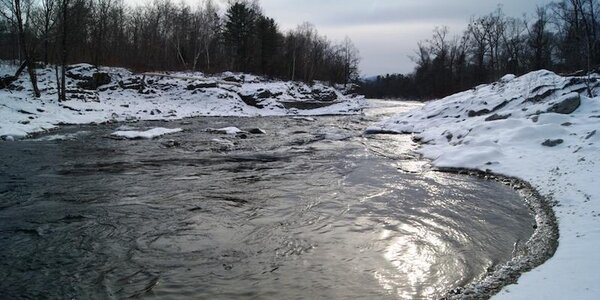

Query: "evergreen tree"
(255, 15), (279, 75)
(223, 1), (257, 72)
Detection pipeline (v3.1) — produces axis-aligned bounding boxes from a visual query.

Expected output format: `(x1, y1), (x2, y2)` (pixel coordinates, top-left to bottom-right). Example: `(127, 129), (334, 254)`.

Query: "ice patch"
(111, 128), (182, 139)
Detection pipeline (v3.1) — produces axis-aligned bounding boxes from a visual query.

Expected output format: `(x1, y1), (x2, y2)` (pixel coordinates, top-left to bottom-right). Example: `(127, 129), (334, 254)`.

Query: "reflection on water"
(0, 111), (533, 299)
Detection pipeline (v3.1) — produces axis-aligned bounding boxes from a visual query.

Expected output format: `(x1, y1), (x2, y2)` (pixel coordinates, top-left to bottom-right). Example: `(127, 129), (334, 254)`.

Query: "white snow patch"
(208, 127), (243, 135)
(112, 127), (182, 139)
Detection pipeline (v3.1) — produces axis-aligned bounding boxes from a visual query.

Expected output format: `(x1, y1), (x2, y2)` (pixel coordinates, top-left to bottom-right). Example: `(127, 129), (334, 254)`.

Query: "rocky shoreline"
(0, 62), (366, 139)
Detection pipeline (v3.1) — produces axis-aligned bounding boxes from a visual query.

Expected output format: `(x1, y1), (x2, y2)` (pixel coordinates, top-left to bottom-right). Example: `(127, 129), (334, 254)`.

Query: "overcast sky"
(130, 0), (551, 76)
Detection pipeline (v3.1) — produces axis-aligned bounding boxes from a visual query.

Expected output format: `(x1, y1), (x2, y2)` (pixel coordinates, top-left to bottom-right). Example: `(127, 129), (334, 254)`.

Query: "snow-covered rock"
(0, 61), (366, 138)
(247, 128), (267, 134)
(373, 70), (600, 299)
(207, 127), (244, 135)
(111, 127), (182, 139)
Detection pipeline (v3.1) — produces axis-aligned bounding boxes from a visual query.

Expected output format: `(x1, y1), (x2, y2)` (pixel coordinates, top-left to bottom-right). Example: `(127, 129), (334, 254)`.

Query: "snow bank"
(0, 61), (366, 139)
(111, 127), (182, 139)
(374, 70), (600, 299)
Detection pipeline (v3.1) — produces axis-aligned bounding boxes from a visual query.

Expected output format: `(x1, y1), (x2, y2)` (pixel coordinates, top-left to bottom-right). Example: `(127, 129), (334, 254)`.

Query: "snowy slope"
(372, 70), (600, 299)
(0, 62), (366, 139)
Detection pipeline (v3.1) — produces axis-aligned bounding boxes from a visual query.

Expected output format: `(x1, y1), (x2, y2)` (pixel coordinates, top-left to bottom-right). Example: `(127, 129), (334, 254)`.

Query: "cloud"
(127, 0), (552, 75)
(259, 0), (551, 75)
(261, 0), (546, 28)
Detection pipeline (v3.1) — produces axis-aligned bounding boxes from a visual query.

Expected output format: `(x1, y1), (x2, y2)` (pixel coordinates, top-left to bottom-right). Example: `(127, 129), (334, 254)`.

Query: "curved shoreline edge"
(367, 72), (600, 298)
(436, 168), (559, 300)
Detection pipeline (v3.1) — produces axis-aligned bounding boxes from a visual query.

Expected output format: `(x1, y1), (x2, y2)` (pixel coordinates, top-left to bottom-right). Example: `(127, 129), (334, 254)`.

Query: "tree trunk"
(60, 0), (68, 102)
(44, 21), (49, 65)
(14, 60), (27, 78)
(291, 47), (296, 81)
(44, 5), (51, 66)
(14, 0), (41, 98)
(54, 64), (61, 101)
(205, 40), (211, 72)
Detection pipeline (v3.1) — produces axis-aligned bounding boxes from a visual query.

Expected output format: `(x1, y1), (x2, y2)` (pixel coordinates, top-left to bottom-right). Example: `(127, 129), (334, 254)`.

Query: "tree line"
(362, 0), (600, 100)
(0, 0), (361, 100)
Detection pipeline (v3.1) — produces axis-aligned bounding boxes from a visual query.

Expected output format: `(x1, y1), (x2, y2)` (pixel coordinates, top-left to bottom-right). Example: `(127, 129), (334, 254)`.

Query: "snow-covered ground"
(0, 62), (365, 139)
(371, 70), (600, 299)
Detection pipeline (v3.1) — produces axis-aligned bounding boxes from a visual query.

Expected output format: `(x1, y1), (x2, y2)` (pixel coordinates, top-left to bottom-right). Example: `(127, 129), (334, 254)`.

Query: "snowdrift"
(373, 70), (600, 299)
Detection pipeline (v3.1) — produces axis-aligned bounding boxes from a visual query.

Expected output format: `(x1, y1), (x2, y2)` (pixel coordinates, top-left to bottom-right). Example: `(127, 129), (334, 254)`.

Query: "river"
(0, 100), (534, 299)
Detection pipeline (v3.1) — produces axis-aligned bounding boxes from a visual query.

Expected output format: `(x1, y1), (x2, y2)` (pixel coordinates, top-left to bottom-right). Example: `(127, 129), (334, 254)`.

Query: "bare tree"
(483, 7), (507, 78)
(339, 36), (360, 85)
(0, 0), (362, 87)
(192, 0), (220, 72)
(527, 6), (553, 70)
(468, 17), (490, 80)
(501, 16), (527, 74)
(31, 0), (56, 65)
(0, 0), (41, 97)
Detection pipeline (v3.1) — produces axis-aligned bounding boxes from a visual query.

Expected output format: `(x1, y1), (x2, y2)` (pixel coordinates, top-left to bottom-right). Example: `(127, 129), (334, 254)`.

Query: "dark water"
(0, 106), (533, 299)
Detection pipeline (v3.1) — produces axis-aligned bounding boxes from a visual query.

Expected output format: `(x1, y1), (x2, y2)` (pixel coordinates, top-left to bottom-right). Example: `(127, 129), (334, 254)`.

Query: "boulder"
(67, 88), (99, 102)
(93, 72), (111, 86)
(341, 83), (361, 95)
(66, 64), (95, 81)
(239, 93), (265, 109)
(548, 93), (581, 114)
(222, 75), (243, 83)
(77, 72), (111, 90)
(542, 139), (564, 147)
(485, 113), (512, 122)
(161, 140), (181, 148)
(248, 128), (267, 134)
(467, 108), (491, 117)
(119, 77), (145, 91)
(585, 130), (596, 140)
(256, 89), (273, 99)
(186, 81), (218, 90)
(312, 89), (338, 102)
(150, 109), (162, 115)
(0, 75), (17, 89)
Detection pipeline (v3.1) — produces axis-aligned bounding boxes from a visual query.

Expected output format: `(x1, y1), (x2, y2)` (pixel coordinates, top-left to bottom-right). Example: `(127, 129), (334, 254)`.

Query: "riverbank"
(371, 70), (600, 299)
(0, 62), (366, 139)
